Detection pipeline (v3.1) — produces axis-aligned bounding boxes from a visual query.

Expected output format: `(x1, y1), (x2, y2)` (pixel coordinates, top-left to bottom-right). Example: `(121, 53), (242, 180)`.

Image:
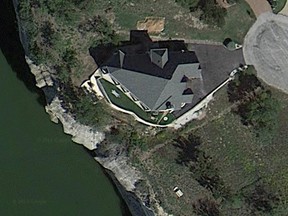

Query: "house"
(82, 31), (244, 127)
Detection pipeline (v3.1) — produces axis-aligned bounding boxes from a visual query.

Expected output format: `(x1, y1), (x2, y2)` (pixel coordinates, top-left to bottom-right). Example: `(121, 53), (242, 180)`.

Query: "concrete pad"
(243, 12), (288, 93)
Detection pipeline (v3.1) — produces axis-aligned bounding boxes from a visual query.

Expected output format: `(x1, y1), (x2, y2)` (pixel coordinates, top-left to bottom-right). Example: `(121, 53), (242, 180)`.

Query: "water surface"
(0, 50), (124, 215)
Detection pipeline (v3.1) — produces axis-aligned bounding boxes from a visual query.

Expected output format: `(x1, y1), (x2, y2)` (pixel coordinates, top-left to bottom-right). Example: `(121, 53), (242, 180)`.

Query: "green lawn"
(99, 79), (175, 125)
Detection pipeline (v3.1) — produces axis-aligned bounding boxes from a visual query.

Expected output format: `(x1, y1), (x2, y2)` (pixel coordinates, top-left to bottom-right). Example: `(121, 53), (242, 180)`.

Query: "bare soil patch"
(136, 17), (165, 33)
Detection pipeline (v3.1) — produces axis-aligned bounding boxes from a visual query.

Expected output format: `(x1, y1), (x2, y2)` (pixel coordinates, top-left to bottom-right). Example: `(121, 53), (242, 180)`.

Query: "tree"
(191, 152), (230, 199)
(227, 68), (280, 139)
(175, 0), (227, 27)
(227, 69), (262, 103)
(173, 134), (201, 166)
(40, 21), (54, 47)
(199, 0), (227, 27)
(236, 89), (280, 139)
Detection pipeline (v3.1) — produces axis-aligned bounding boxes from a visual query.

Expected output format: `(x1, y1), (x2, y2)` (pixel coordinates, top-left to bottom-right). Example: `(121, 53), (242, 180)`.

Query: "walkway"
(245, 0), (272, 17)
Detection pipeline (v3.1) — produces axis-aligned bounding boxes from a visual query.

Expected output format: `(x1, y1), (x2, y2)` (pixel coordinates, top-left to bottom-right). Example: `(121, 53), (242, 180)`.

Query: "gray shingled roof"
(107, 62), (201, 111)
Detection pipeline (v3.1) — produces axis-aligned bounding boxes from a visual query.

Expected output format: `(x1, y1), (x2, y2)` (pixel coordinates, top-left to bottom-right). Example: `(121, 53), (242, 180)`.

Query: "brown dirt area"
(137, 17), (165, 33)
(244, 0), (272, 17)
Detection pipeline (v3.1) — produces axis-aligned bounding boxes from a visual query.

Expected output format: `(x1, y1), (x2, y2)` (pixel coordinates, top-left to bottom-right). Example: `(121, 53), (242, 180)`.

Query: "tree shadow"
(0, 0), (46, 106)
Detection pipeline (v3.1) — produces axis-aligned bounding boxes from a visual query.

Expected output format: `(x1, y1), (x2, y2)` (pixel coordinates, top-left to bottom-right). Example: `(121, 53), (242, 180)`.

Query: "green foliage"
(174, 135), (230, 199)
(78, 16), (120, 47)
(228, 68), (280, 140)
(175, 0), (227, 27)
(191, 152), (231, 199)
(39, 21), (54, 47)
(240, 90), (280, 140)
(63, 87), (111, 127)
(199, 0), (227, 27)
(55, 65), (71, 84)
(173, 135), (201, 166)
(228, 69), (262, 102)
(74, 94), (108, 125)
(128, 131), (147, 152)
(19, 1), (37, 39)
(62, 48), (78, 68)
(267, 0), (287, 13)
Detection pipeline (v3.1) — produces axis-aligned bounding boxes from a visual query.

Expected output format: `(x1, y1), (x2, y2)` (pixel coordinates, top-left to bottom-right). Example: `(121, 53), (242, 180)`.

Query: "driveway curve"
(245, 0), (272, 17)
(243, 12), (288, 93)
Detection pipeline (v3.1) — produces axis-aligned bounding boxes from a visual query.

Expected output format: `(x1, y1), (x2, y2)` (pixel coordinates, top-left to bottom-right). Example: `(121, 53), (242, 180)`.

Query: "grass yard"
(165, 0), (256, 43)
(99, 78), (175, 125)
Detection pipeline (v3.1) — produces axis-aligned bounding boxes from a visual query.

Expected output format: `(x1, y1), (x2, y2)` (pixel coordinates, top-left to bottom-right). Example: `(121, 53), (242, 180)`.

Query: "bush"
(199, 0), (227, 27)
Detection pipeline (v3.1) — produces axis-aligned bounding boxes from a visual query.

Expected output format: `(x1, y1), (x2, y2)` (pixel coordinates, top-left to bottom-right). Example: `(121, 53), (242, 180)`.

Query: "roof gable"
(108, 67), (168, 109)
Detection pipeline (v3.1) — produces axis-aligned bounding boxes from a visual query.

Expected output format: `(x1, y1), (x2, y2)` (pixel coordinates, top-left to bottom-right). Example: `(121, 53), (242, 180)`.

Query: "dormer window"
(183, 88), (193, 95)
(150, 48), (168, 68)
(181, 75), (189, 82)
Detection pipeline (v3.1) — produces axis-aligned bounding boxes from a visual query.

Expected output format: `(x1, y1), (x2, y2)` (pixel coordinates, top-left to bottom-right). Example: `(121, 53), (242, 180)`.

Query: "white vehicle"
(230, 69), (238, 77)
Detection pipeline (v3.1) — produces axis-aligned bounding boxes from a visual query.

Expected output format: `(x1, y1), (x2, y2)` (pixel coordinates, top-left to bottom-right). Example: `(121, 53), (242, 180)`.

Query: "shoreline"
(6, 0), (162, 215)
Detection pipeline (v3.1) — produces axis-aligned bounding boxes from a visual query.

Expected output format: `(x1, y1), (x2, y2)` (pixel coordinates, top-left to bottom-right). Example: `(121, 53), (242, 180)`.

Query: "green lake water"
(0, 50), (124, 215)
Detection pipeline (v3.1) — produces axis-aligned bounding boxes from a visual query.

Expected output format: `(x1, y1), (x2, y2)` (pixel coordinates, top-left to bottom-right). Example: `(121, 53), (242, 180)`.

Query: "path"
(244, 0), (272, 17)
